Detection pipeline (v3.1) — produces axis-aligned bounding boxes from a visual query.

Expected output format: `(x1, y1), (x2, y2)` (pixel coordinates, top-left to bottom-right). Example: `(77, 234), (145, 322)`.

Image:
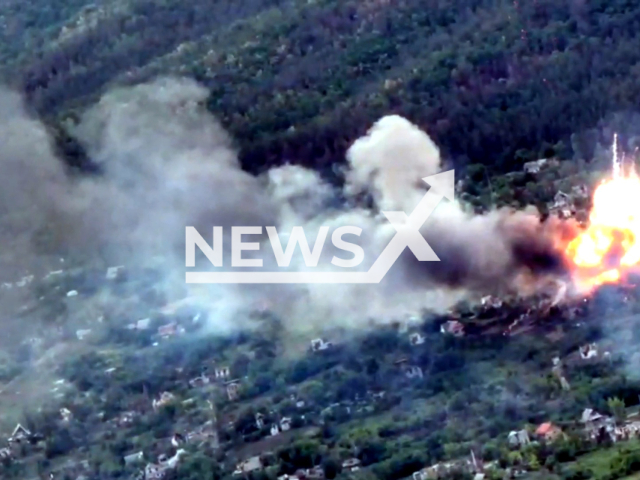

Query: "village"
(0, 271), (636, 480)
(0, 156), (639, 480)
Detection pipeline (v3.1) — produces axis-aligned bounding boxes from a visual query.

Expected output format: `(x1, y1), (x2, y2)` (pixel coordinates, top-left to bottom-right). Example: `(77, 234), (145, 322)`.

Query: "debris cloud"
(0, 78), (580, 337)
(344, 114), (576, 295)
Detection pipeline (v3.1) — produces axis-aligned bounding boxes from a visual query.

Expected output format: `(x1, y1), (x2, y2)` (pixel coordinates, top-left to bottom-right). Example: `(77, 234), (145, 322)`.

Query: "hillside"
(3, 1), (640, 480)
(2, 0), (640, 175)
(3, 247), (640, 480)
(0, 146), (639, 480)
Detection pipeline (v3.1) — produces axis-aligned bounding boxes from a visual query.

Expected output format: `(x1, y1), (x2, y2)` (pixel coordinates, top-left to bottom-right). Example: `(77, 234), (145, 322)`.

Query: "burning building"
(562, 167), (640, 291)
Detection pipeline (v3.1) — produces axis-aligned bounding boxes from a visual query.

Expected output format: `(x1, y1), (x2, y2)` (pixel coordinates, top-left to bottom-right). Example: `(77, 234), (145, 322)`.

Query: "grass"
(569, 440), (640, 477)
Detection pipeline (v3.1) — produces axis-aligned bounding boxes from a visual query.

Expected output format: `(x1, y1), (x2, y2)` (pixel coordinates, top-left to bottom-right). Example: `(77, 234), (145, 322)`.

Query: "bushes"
(44, 428), (76, 458)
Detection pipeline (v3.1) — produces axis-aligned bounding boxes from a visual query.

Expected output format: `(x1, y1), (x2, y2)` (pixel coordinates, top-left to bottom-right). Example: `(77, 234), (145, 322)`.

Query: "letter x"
(381, 189), (442, 261)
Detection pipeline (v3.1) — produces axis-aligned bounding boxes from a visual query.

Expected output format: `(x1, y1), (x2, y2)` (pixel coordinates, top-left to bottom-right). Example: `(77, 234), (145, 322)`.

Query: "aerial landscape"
(3, 0), (640, 480)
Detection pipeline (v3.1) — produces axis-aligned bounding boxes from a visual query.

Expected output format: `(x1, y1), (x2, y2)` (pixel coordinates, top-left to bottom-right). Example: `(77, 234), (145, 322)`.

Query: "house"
(440, 320), (464, 336)
(552, 207), (574, 219)
(105, 265), (125, 280)
(124, 451), (144, 465)
(412, 458), (475, 480)
(233, 456), (263, 475)
(153, 392), (176, 410)
(581, 408), (614, 438)
(310, 338), (332, 352)
(342, 458), (361, 472)
(75, 329), (92, 340)
(553, 190), (572, 208)
(535, 422), (563, 442)
(371, 391), (386, 400)
(404, 365), (423, 379)
(507, 429), (530, 448)
(134, 318), (151, 330)
(296, 466), (325, 480)
(554, 191), (570, 205)
(171, 433), (185, 447)
(145, 463), (169, 480)
(616, 421), (640, 441)
(16, 275), (34, 287)
(523, 159), (548, 174)
(481, 296), (503, 309)
(60, 408), (72, 423)
(551, 359), (571, 391)
(188, 375), (211, 388)
(581, 408), (608, 426)
(164, 449), (187, 468)
(269, 417), (292, 435)
(214, 366), (230, 380)
(157, 322), (184, 338)
(413, 451), (484, 480)
(571, 184), (589, 198)
(580, 343), (598, 359)
(412, 466), (435, 480)
(8, 424), (31, 443)
(226, 380), (240, 401)
(144, 450), (186, 479)
(186, 420), (218, 446)
(116, 411), (136, 426)
(280, 417), (292, 432)
(549, 191), (574, 218)
(409, 332), (426, 346)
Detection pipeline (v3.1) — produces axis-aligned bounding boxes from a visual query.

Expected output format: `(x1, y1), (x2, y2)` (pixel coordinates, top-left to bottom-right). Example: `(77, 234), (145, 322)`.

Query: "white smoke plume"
(0, 77), (575, 340)
(345, 114), (441, 213)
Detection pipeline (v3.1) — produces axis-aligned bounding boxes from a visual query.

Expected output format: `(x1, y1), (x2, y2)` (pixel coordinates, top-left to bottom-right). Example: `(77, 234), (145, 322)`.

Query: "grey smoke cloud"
(342, 114), (575, 297)
(0, 77), (576, 338)
(71, 77), (278, 256)
(0, 88), (74, 280)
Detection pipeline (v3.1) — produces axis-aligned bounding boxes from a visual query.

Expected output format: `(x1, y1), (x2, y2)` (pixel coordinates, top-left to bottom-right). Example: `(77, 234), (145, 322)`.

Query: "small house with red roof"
(535, 422), (563, 442)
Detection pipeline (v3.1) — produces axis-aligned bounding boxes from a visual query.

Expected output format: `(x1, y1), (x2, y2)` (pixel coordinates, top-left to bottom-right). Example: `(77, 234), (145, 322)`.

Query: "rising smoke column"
(341, 114), (576, 296)
(0, 88), (78, 280)
(71, 77), (279, 259)
(0, 78), (580, 339)
(69, 77), (287, 329)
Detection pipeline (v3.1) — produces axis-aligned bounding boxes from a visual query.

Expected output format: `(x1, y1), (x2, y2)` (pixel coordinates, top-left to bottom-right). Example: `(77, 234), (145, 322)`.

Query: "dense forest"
(2, 0), (640, 176)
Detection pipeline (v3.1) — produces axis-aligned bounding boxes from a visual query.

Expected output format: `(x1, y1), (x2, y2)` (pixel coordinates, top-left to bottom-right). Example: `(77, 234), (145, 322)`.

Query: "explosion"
(565, 141), (640, 290)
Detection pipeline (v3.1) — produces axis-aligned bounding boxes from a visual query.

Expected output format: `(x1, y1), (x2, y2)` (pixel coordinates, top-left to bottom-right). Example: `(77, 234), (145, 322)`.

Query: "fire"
(566, 172), (640, 289)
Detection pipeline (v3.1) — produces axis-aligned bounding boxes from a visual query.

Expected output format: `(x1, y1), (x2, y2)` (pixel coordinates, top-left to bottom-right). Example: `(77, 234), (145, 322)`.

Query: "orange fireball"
(566, 172), (640, 290)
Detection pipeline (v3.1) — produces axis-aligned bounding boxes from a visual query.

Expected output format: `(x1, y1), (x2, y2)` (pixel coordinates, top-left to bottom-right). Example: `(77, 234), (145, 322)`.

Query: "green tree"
(606, 397), (626, 423)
